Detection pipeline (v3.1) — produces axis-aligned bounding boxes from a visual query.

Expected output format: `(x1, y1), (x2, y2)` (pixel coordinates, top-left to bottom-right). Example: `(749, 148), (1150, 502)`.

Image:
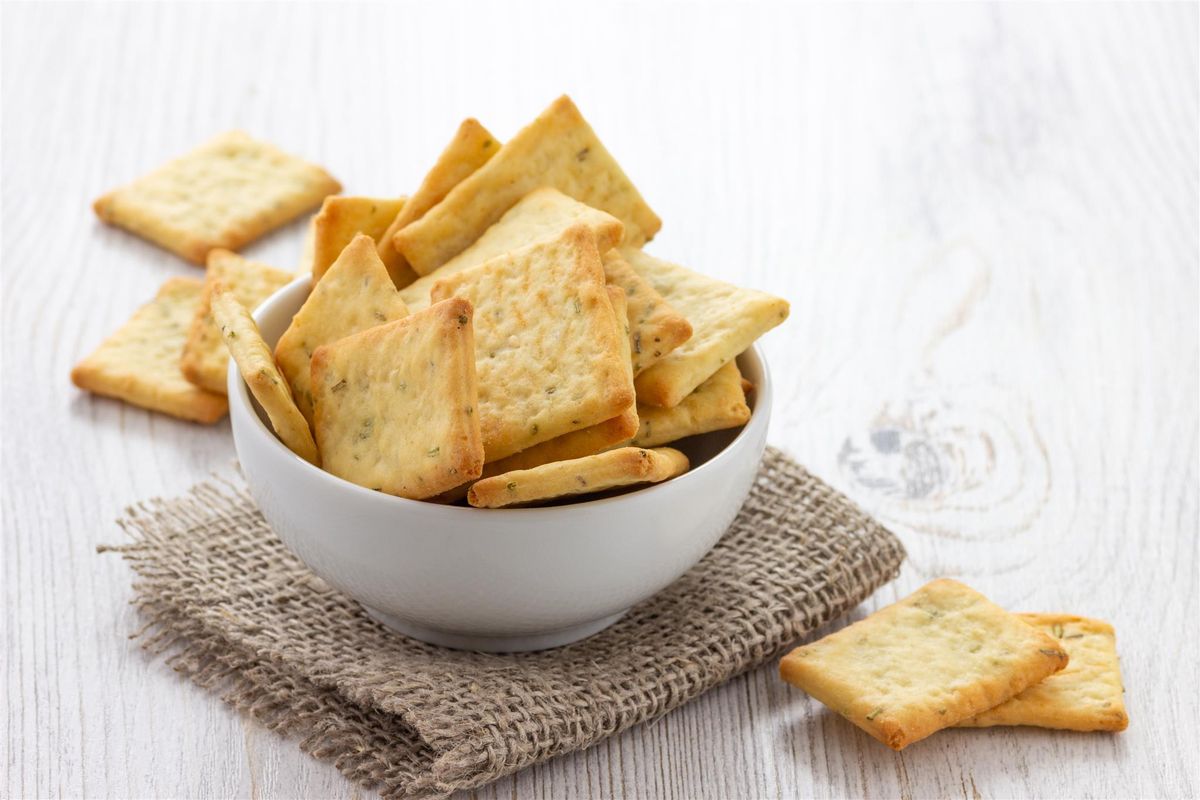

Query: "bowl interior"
(237, 276), (768, 505)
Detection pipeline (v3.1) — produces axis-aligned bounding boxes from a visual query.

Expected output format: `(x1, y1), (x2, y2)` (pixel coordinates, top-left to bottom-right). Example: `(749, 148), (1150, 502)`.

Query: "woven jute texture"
(103, 446), (904, 798)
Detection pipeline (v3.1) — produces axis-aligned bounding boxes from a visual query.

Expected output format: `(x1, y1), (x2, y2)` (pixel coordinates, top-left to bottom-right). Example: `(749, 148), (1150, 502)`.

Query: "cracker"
(957, 614), (1128, 732)
(778, 579), (1069, 750)
(479, 286), (637, 475)
(633, 361), (750, 447)
(378, 118), (499, 282)
(276, 234), (409, 425)
(400, 187), (624, 311)
(430, 225), (634, 462)
(625, 248), (789, 408)
(601, 249), (692, 375)
(310, 298), (483, 499)
(467, 446), (688, 509)
(93, 131), (340, 264)
(71, 278), (228, 424)
(211, 289), (318, 465)
(395, 95), (660, 275)
(309, 195), (406, 282)
(181, 249), (292, 394)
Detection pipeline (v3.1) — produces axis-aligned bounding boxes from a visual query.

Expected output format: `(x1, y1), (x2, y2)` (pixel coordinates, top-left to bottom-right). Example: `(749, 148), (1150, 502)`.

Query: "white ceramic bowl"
(229, 276), (771, 652)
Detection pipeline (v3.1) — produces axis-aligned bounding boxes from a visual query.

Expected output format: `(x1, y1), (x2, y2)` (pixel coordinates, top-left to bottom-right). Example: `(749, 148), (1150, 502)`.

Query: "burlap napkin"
(102, 446), (904, 798)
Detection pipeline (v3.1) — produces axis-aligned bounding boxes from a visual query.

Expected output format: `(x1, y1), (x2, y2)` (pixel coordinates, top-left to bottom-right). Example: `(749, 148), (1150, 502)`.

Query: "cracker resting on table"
(625, 248), (789, 408)
(93, 131), (340, 264)
(71, 278), (228, 423)
(957, 613), (1128, 732)
(276, 234), (409, 424)
(468, 446), (689, 509)
(400, 187), (624, 310)
(307, 195), (406, 282)
(395, 95), (660, 275)
(633, 361), (750, 447)
(430, 225), (634, 462)
(378, 118), (499, 284)
(211, 290), (318, 465)
(779, 579), (1069, 750)
(310, 299), (483, 499)
(181, 249), (292, 394)
(601, 249), (692, 375)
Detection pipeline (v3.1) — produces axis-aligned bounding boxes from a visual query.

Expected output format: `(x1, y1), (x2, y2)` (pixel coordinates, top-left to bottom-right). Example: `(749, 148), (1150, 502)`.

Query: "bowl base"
(362, 606), (628, 653)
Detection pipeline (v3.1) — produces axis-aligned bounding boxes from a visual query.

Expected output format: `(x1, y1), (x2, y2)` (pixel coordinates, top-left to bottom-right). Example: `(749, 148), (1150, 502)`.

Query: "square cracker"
(310, 298), (483, 499)
(211, 290), (319, 465)
(181, 249), (292, 394)
(276, 234), (409, 425)
(632, 361), (750, 448)
(430, 225), (634, 462)
(778, 579), (1069, 750)
(624, 248), (789, 408)
(378, 118), (499, 282)
(400, 187), (624, 311)
(467, 446), (689, 509)
(601, 249), (692, 375)
(308, 195), (406, 283)
(71, 278), (228, 424)
(94, 131), (340, 264)
(395, 95), (660, 275)
(957, 614), (1128, 731)
(479, 285), (637, 476)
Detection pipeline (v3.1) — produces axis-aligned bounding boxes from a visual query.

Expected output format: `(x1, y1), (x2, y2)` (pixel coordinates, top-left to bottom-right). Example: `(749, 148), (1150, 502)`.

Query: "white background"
(3, 2), (1197, 797)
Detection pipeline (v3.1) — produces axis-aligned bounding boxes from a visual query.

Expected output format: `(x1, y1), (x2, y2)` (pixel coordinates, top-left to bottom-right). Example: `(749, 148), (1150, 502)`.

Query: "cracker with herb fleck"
(276, 234), (409, 425)
(624, 248), (789, 408)
(430, 225), (634, 462)
(308, 195), (406, 282)
(479, 286), (638, 475)
(71, 278), (229, 423)
(400, 187), (624, 311)
(378, 118), (499, 283)
(779, 579), (1069, 751)
(211, 289), (318, 465)
(181, 249), (292, 394)
(93, 131), (340, 264)
(310, 298), (483, 499)
(633, 361), (750, 447)
(468, 446), (688, 509)
(957, 614), (1128, 732)
(602, 249), (692, 375)
(395, 95), (660, 275)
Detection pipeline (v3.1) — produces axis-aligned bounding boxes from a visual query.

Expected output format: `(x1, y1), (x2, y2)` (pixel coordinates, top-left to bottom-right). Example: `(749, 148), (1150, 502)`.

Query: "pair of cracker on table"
(73, 96), (789, 508)
(779, 579), (1128, 750)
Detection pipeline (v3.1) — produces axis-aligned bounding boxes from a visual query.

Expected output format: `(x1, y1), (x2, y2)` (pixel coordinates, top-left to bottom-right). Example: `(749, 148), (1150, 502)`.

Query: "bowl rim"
(230, 275), (773, 516)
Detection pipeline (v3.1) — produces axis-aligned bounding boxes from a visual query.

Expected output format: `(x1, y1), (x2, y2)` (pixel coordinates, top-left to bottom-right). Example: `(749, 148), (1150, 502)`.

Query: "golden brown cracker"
(310, 298), (483, 499)
(378, 118), (499, 283)
(400, 187), (624, 311)
(467, 446), (688, 508)
(625, 248), (788, 408)
(71, 278), (228, 424)
(632, 362), (750, 447)
(430, 225), (633, 462)
(957, 614), (1128, 732)
(602, 249), (692, 375)
(309, 195), (406, 282)
(779, 579), (1069, 750)
(93, 131), (340, 264)
(211, 289), (318, 464)
(395, 96), (660, 275)
(181, 249), (292, 394)
(275, 234), (410, 425)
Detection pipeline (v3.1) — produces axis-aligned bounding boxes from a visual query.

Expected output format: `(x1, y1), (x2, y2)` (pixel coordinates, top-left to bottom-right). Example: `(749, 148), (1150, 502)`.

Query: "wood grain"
(2, 2), (1196, 798)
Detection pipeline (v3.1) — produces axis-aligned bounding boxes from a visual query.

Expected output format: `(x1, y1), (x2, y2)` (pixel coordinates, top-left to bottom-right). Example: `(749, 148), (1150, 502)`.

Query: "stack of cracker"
(73, 96), (790, 508)
(779, 579), (1128, 749)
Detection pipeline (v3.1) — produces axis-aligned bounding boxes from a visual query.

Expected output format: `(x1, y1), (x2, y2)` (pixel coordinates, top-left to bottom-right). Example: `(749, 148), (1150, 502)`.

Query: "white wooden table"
(4, 3), (1197, 797)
